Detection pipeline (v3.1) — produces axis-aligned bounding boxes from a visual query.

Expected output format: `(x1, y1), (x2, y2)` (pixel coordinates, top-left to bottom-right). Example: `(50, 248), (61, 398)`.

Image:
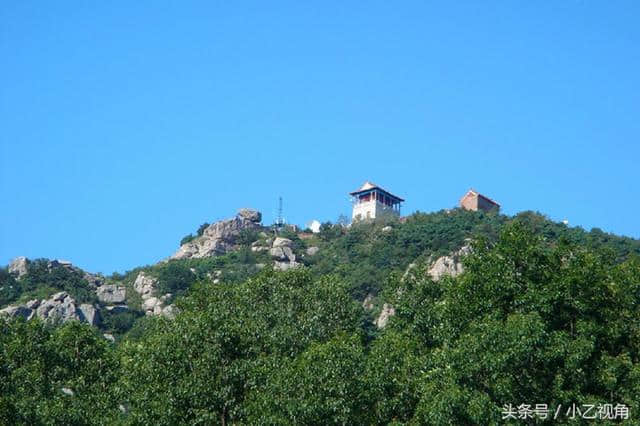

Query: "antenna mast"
(276, 196), (284, 227)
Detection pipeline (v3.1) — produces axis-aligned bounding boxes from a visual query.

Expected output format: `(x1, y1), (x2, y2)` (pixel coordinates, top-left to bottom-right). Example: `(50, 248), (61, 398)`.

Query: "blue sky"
(2, 1), (639, 274)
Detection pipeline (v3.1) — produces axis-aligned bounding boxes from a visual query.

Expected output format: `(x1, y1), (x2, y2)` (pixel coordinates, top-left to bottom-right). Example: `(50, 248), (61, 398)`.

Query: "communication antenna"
(276, 196), (285, 227)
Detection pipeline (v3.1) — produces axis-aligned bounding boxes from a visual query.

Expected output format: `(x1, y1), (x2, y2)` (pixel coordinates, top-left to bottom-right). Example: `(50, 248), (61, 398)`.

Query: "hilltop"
(1, 206), (639, 423)
(2, 207), (638, 338)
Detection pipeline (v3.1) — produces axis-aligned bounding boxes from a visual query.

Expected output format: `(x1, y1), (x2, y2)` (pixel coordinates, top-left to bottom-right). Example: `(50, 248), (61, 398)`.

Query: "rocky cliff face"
(427, 244), (471, 281)
(8, 256), (29, 278)
(133, 272), (177, 318)
(170, 208), (263, 260)
(0, 291), (100, 326)
(375, 244), (472, 329)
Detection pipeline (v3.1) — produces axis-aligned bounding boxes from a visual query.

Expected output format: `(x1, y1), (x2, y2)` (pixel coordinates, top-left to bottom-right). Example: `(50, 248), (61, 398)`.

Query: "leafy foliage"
(1, 259), (97, 307)
(118, 268), (361, 424)
(2, 209), (640, 423)
(0, 319), (120, 424)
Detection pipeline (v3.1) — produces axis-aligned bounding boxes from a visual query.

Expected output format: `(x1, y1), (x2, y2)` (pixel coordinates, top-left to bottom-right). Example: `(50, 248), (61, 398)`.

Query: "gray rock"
(97, 285), (126, 304)
(237, 208), (262, 223)
(0, 305), (33, 320)
(143, 297), (160, 311)
(25, 299), (40, 309)
(51, 291), (68, 302)
(305, 246), (319, 256)
(376, 303), (395, 328)
(42, 297), (77, 323)
(382, 226), (393, 232)
(36, 300), (56, 320)
(78, 304), (100, 326)
(269, 247), (287, 260)
(427, 245), (470, 281)
(8, 256), (29, 278)
(133, 273), (156, 297)
(83, 272), (105, 288)
(282, 246), (296, 262)
(272, 237), (292, 248)
(171, 212), (263, 260)
(162, 305), (178, 319)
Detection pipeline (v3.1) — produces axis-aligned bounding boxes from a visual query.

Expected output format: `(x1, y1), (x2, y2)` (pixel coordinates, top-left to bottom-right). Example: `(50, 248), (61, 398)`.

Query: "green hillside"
(1, 209), (639, 424)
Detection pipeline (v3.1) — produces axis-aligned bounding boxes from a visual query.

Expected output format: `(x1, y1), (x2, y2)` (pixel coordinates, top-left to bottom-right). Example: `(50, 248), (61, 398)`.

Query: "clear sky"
(2, 1), (639, 274)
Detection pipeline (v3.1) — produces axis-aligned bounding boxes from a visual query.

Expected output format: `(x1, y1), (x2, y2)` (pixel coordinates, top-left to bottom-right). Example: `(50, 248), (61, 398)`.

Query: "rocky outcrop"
(8, 257), (29, 278)
(46, 259), (105, 288)
(78, 304), (100, 326)
(237, 208), (262, 223)
(0, 291), (101, 325)
(375, 303), (395, 328)
(0, 305), (33, 320)
(427, 256), (463, 281)
(171, 209), (263, 260)
(427, 244), (471, 281)
(269, 247), (288, 261)
(133, 272), (178, 318)
(97, 285), (126, 304)
(268, 236), (300, 270)
(272, 237), (292, 248)
(133, 272), (156, 299)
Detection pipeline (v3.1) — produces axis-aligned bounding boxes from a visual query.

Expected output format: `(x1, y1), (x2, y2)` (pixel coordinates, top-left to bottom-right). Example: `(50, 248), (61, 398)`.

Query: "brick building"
(459, 189), (500, 212)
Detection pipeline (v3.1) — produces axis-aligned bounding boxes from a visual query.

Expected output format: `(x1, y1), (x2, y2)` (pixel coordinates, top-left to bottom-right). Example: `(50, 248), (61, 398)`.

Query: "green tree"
(118, 268), (361, 425)
(245, 334), (371, 425)
(0, 319), (120, 425)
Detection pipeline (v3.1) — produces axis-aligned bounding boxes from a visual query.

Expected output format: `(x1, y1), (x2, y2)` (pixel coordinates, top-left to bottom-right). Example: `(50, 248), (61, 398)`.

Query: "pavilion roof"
(349, 181), (405, 202)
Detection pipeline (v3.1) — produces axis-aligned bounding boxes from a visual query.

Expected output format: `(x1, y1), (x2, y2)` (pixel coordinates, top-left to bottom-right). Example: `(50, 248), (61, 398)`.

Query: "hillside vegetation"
(1, 209), (639, 424)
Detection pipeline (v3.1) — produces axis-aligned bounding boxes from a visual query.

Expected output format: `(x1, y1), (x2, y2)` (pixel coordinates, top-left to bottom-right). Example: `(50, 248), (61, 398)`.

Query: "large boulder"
(272, 237), (292, 248)
(133, 273), (156, 298)
(427, 244), (471, 281)
(282, 246), (295, 262)
(0, 305), (33, 320)
(36, 295), (78, 323)
(25, 299), (40, 309)
(427, 255), (463, 281)
(171, 210), (263, 260)
(237, 208), (262, 223)
(269, 247), (287, 261)
(8, 257), (29, 278)
(143, 297), (160, 311)
(96, 285), (126, 304)
(78, 304), (101, 326)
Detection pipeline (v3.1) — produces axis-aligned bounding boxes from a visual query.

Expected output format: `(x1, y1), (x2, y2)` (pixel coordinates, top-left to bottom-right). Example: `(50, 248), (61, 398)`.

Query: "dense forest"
(1, 209), (639, 424)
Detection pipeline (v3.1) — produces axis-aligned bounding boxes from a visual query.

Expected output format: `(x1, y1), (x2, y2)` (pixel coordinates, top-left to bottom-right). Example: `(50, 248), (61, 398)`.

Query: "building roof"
(350, 181), (405, 202)
(460, 188), (500, 207)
